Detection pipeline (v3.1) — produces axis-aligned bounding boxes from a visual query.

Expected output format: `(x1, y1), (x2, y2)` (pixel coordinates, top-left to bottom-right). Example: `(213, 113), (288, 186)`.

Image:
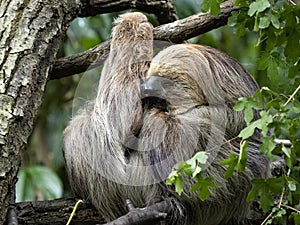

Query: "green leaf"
(267, 177), (285, 194)
(259, 111), (273, 136)
(200, 0), (211, 12)
(257, 52), (270, 70)
(166, 170), (179, 185)
(174, 161), (190, 171)
(185, 151), (208, 177)
(234, 97), (247, 111)
(267, 56), (279, 84)
(190, 173), (218, 201)
(291, 212), (300, 225)
(238, 120), (260, 139)
(190, 151), (209, 165)
(260, 136), (276, 156)
(192, 166), (202, 178)
(220, 153), (238, 178)
(237, 141), (248, 172)
(239, 110), (273, 139)
(228, 12), (238, 27)
(210, 0), (221, 16)
(282, 145), (291, 158)
(200, 0), (221, 16)
(285, 30), (300, 60)
(247, 178), (282, 212)
(167, 169), (185, 196)
(244, 105), (254, 125)
(270, 13), (280, 29)
(175, 175), (184, 195)
(259, 16), (271, 29)
(236, 22), (247, 37)
(288, 180), (297, 192)
(248, 0), (271, 17)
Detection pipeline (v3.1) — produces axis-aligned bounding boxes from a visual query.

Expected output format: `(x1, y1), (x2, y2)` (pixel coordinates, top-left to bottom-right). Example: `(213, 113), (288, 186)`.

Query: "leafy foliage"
(166, 152), (218, 200)
(201, 0), (222, 15)
(220, 140), (248, 178)
(235, 87), (300, 222)
(228, 0), (300, 92)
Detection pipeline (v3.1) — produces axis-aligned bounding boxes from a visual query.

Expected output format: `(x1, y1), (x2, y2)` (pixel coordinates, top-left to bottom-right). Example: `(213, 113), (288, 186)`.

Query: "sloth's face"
(141, 72), (206, 116)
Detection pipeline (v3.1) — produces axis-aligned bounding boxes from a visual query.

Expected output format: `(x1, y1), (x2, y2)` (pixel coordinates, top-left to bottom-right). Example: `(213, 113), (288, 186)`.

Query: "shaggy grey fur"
(63, 12), (269, 225)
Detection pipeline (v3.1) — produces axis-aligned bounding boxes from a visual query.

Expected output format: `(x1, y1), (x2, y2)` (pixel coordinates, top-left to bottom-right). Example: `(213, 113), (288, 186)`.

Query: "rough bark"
(0, 0), (74, 223)
(13, 198), (174, 225)
(13, 197), (267, 225)
(14, 198), (104, 225)
(0, 0), (179, 224)
(77, 0), (178, 23)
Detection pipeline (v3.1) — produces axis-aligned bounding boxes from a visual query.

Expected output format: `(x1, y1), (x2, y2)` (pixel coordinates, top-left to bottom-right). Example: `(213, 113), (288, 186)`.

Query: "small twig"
(281, 204), (300, 213)
(277, 169), (290, 209)
(260, 211), (274, 225)
(278, 187), (285, 209)
(274, 138), (292, 147)
(66, 199), (84, 225)
(287, 0), (297, 5)
(283, 83), (300, 107)
(206, 135), (240, 152)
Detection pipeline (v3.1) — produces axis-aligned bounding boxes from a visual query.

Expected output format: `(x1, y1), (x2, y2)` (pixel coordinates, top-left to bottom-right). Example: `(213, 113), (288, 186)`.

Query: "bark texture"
(14, 198), (104, 225)
(0, 0), (75, 223)
(13, 198), (175, 225)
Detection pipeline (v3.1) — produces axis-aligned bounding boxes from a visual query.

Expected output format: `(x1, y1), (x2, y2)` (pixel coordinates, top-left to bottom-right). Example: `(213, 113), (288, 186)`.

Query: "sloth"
(63, 12), (269, 225)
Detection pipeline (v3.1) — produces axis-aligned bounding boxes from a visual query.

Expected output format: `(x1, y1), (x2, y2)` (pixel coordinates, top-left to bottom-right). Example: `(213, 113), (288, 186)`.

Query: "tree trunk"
(0, 0), (76, 222)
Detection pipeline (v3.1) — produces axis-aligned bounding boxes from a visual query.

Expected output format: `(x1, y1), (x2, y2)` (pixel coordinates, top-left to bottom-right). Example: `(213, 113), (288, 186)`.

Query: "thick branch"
(15, 198), (104, 225)
(78, 0), (178, 24)
(153, 2), (237, 43)
(14, 198), (173, 225)
(50, 2), (238, 80)
(14, 196), (268, 225)
(50, 41), (110, 80)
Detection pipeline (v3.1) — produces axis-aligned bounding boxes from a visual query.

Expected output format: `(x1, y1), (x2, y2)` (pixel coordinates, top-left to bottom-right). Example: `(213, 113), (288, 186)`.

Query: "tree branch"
(15, 198), (104, 225)
(154, 0), (237, 42)
(14, 198), (174, 225)
(77, 0), (178, 24)
(50, 1), (238, 80)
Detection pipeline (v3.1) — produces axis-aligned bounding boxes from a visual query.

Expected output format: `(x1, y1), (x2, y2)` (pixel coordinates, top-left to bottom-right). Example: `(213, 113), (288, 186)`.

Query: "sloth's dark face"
(141, 74), (205, 115)
(141, 75), (171, 113)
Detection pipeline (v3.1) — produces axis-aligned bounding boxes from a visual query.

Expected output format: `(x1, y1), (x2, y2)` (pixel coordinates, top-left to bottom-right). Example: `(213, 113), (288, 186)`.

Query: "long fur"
(63, 12), (269, 225)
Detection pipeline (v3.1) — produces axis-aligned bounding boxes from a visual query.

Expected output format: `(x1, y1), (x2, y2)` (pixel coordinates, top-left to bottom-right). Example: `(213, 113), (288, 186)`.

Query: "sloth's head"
(141, 44), (258, 116)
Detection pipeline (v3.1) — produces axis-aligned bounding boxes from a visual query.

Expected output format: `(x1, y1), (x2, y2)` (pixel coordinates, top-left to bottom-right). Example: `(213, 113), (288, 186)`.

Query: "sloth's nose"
(141, 76), (170, 111)
(141, 76), (167, 99)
